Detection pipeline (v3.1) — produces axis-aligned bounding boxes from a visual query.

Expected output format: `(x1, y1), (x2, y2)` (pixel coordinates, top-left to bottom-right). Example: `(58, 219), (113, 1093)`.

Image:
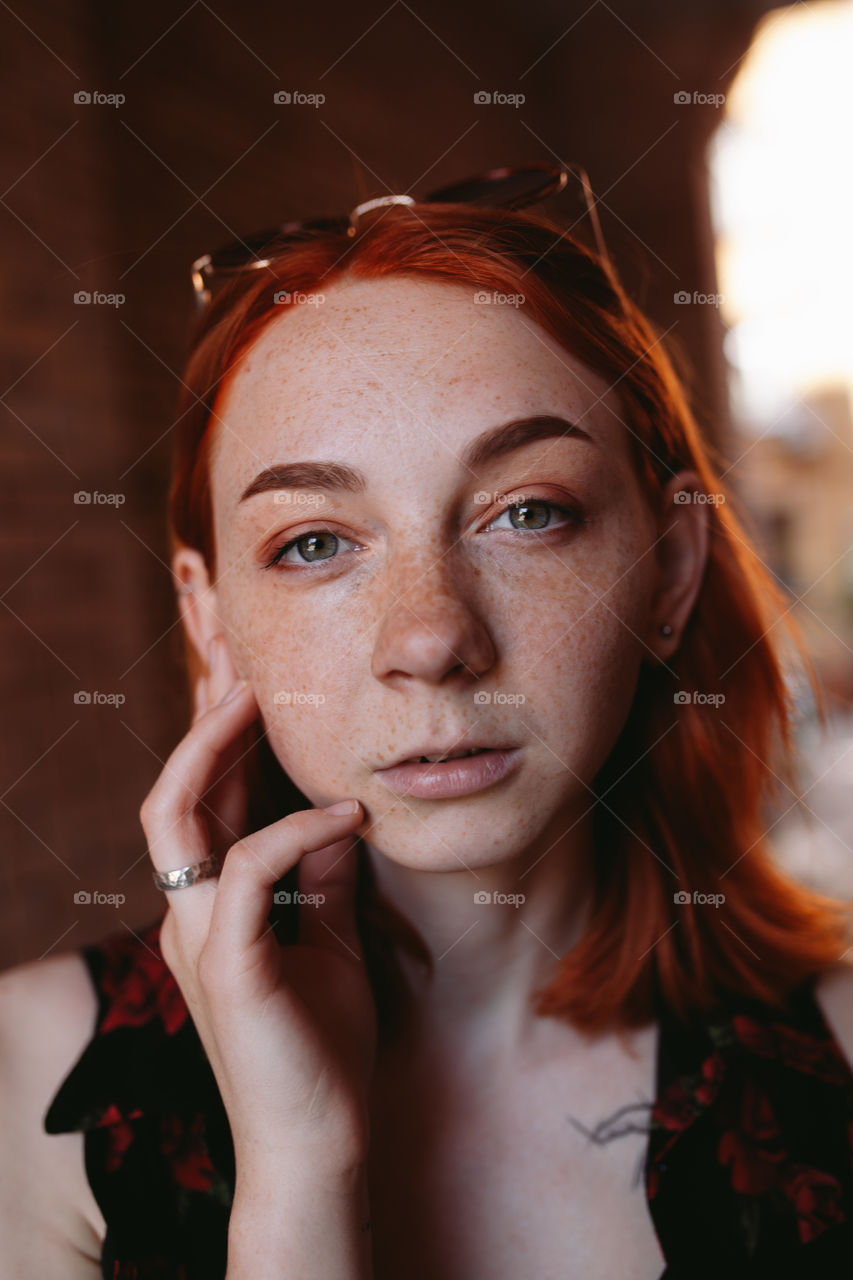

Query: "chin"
(360, 809), (523, 872)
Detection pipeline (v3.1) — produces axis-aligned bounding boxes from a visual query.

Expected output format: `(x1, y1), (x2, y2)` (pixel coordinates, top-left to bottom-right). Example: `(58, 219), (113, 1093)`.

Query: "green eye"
(264, 529), (355, 570)
(262, 496), (588, 575)
(488, 497), (588, 534)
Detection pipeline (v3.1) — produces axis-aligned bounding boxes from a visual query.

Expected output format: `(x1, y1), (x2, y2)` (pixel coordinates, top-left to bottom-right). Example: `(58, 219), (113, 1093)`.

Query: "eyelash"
(261, 495), (590, 573)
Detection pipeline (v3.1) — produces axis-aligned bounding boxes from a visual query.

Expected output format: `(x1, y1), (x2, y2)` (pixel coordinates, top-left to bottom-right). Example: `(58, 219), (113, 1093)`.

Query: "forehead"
(209, 275), (627, 493)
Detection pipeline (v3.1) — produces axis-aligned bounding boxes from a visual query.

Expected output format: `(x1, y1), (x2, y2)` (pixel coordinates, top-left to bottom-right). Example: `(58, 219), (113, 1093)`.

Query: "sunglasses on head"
(190, 161), (613, 312)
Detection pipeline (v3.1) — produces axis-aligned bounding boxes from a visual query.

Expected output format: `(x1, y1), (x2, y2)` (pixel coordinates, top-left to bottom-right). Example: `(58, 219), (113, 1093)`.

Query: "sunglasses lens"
(207, 217), (348, 273)
(426, 165), (563, 210)
(424, 164), (604, 261)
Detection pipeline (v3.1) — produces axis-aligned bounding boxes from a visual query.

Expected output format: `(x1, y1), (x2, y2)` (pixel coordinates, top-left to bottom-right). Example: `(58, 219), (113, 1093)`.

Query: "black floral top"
(43, 915), (853, 1279)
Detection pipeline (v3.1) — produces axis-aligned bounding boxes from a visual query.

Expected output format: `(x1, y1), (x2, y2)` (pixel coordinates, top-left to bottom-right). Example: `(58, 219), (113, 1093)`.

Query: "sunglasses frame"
(190, 161), (612, 311)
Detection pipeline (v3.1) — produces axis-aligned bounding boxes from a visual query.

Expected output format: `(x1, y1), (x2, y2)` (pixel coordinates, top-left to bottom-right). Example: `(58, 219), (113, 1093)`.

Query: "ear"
(643, 470), (711, 665)
(171, 545), (224, 674)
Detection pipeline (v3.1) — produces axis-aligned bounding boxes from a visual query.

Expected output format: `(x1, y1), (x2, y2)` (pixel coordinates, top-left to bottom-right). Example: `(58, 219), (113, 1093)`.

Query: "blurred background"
(1, 0), (851, 966)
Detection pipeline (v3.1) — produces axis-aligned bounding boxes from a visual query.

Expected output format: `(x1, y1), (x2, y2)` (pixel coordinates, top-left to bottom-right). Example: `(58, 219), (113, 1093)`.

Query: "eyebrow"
(237, 414), (594, 504)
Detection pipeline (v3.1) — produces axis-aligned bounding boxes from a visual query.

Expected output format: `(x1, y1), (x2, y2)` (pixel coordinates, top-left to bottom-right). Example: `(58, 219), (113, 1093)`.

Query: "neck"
(359, 800), (598, 1068)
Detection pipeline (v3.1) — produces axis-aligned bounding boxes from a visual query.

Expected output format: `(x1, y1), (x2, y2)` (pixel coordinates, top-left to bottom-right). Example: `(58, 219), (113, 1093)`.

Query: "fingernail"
(217, 677), (248, 706)
(324, 799), (360, 815)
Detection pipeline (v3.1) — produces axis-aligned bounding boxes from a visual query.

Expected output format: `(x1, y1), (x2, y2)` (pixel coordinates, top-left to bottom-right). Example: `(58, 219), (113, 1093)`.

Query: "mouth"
(373, 745), (523, 798)
(409, 746), (495, 765)
(385, 745), (510, 768)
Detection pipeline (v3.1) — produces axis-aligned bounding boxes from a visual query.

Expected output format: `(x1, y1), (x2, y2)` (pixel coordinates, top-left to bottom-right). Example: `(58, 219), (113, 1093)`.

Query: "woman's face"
(199, 274), (676, 872)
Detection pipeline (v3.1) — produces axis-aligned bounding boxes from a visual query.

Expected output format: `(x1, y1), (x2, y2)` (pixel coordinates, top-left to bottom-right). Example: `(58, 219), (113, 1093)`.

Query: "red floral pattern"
(780, 1165), (845, 1243)
(43, 922), (853, 1275)
(717, 1075), (785, 1197)
(101, 1103), (144, 1173)
(99, 923), (189, 1038)
(159, 1113), (217, 1193)
(646, 1001), (852, 1254)
(732, 1014), (851, 1085)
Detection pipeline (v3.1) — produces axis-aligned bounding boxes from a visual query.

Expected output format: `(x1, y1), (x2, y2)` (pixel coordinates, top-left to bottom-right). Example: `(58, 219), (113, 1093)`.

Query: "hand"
(139, 637), (378, 1177)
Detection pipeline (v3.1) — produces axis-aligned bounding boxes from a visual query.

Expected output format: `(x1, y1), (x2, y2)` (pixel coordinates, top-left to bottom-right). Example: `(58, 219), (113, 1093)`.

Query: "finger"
(191, 671), (209, 724)
(203, 721), (255, 853)
(205, 804), (363, 959)
(206, 633), (243, 707)
(191, 648), (252, 845)
(141, 681), (258, 942)
(298, 837), (364, 961)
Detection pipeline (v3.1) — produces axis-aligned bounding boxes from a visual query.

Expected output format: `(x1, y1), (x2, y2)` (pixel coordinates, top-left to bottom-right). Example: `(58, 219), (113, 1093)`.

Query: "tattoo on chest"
(566, 1097), (656, 1189)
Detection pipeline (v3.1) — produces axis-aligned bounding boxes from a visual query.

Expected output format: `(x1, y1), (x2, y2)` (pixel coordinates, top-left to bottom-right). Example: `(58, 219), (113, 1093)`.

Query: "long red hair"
(169, 202), (851, 1035)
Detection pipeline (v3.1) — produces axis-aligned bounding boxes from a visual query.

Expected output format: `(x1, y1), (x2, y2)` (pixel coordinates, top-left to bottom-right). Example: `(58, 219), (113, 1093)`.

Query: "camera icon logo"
(74, 291), (92, 304)
(673, 690), (691, 704)
(473, 890), (491, 904)
(673, 290), (691, 304)
(673, 91), (691, 105)
(74, 690), (92, 704)
(273, 90), (291, 104)
(673, 489), (691, 503)
(273, 890), (292, 904)
(74, 90), (92, 104)
(474, 91), (491, 104)
(673, 890), (691, 904)
(73, 490), (91, 504)
(74, 890), (92, 904)
(473, 690), (491, 704)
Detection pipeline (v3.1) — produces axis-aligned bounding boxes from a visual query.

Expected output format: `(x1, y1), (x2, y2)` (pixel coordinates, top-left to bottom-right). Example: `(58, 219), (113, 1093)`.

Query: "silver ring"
(152, 853), (222, 892)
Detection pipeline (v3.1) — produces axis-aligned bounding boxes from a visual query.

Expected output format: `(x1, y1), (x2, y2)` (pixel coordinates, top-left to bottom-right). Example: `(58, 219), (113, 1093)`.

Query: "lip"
(382, 733), (511, 769)
(373, 747), (523, 799)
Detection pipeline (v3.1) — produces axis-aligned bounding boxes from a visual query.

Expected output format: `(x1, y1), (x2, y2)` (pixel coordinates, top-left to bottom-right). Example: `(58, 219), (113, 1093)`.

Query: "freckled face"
(208, 275), (659, 871)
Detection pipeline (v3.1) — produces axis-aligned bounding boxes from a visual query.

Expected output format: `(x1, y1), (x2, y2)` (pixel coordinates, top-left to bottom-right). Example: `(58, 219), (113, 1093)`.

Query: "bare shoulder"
(813, 958), (853, 1071)
(0, 948), (106, 1274)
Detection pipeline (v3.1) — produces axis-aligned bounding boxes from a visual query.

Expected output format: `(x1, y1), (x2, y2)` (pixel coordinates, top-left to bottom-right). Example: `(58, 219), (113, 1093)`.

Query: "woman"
(4, 167), (853, 1280)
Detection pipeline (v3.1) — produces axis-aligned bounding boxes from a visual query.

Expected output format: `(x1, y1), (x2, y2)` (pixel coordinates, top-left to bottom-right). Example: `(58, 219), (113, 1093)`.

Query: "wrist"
(233, 1132), (369, 1192)
(227, 1160), (372, 1279)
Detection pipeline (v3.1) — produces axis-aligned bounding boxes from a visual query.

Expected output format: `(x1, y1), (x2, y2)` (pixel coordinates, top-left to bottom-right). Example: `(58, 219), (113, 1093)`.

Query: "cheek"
(218, 581), (365, 793)
(491, 527), (654, 773)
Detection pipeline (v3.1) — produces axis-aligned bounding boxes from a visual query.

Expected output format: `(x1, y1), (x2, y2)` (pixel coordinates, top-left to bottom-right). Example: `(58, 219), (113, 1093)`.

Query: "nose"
(370, 557), (496, 687)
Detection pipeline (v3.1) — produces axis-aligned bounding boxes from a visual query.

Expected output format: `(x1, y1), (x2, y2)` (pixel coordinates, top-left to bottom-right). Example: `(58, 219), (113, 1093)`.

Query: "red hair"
(169, 203), (851, 1035)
